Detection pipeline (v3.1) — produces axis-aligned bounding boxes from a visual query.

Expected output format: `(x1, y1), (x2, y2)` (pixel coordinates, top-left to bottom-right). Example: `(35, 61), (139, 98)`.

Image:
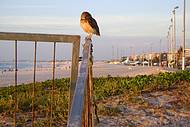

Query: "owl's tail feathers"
(96, 31), (100, 36)
(96, 33), (100, 36)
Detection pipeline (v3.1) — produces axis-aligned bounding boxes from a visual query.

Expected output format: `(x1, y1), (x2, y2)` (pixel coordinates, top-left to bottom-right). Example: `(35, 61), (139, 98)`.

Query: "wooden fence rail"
(0, 32), (81, 127)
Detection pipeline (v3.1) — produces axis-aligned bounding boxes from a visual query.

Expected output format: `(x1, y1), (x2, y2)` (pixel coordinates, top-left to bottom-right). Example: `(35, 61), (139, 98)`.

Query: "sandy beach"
(0, 61), (174, 87)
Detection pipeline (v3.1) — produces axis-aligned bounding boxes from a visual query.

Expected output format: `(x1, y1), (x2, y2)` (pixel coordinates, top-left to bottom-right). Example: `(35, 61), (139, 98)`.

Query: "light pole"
(182, 0), (186, 70)
(142, 49), (145, 67)
(150, 43), (153, 66)
(112, 46), (114, 60)
(117, 47), (119, 60)
(170, 18), (174, 55)
(169, 25), (173, 66)
(173, 6), (179, 67)
(167, 31), (170, 53)
(167, 31), (170, 67)
(172, 6), (179, 53)
(169, 22), (173, 60)
(130, 46), (133, 61)
(159, 39), (162, 66)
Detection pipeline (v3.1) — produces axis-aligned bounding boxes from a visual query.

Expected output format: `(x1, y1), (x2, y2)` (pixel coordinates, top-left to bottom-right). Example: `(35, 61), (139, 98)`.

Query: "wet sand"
(0, 62), (173, 87)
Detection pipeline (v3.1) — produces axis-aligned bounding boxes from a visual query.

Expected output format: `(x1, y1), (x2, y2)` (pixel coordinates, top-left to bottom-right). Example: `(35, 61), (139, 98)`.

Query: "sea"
(0, 61), (71, 71)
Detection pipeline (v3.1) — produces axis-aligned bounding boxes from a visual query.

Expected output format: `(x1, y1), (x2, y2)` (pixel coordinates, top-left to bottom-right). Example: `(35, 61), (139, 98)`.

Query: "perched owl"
(80, 12), (100, 38)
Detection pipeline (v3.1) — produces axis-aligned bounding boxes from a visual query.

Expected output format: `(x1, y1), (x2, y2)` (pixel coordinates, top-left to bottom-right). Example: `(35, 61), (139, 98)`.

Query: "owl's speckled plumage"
(80, 12), (100, 37)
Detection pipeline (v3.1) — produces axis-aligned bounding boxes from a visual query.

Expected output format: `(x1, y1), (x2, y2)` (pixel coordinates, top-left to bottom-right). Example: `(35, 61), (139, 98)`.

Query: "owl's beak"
(81, 17), (86, 20)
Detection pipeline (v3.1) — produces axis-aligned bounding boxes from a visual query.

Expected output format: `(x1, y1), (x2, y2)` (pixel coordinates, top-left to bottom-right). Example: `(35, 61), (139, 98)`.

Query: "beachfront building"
(176, 48), (190, 68)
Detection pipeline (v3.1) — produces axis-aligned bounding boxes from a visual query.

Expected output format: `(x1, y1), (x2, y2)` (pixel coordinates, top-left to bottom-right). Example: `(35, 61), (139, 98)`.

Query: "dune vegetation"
(0, 70), (190, 126)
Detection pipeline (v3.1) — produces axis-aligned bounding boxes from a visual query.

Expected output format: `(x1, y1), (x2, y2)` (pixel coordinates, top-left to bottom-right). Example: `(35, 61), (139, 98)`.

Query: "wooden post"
(32, 41), (37, 127)
(14, 40), (18, 127)
(67, 37), (92, 127)
(88, 43), (94, 127)
(70, 39), (80, 111)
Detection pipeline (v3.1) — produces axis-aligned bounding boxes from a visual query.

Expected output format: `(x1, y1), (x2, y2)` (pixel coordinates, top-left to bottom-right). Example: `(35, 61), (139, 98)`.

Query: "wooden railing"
(0, 32), (96, 127)
(67, 37), (94, 127)
(0, 32), (83, 127)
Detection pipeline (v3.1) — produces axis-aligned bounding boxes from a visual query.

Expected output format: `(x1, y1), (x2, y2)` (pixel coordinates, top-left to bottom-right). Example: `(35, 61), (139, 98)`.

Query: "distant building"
(185, 48), (190, 57)
(123, 49), (190, 67)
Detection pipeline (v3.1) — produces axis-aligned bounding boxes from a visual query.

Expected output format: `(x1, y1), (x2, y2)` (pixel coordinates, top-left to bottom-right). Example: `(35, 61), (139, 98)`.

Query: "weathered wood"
(0, 32), (81, 126)
(14, 40), (18, 127)
(50, 42), (56, 127)
(0, 32), (80, 43)
(88, 55), (94, 127)
(67, 37), (92, 127)
(70, 39), (80, 111)
(86, 69), (90, 127)
(32, 41), (37, 127)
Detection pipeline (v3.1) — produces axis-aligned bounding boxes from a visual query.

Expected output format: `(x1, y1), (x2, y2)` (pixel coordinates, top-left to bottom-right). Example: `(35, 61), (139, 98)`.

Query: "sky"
(0, 0), (189, 60)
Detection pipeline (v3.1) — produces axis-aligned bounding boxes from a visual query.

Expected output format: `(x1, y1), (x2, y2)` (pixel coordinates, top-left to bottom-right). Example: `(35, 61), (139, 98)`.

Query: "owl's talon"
(85, 36), (92, 41)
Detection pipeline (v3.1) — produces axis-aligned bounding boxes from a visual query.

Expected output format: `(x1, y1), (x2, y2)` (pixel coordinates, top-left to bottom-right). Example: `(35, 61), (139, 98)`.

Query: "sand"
(0, 61), (173, 87)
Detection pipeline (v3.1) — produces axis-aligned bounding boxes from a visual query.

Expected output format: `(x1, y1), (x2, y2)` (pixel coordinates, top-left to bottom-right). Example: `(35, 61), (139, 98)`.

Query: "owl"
(80, 12), (100, 38)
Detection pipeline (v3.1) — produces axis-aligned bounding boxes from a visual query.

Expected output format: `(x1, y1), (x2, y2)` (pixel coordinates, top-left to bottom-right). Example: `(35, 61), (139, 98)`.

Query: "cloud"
(0, 15), (189, 37)
(0, 16), (77, 27)
(0, 16), (81, 34)
(96, 15), (169, 36)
